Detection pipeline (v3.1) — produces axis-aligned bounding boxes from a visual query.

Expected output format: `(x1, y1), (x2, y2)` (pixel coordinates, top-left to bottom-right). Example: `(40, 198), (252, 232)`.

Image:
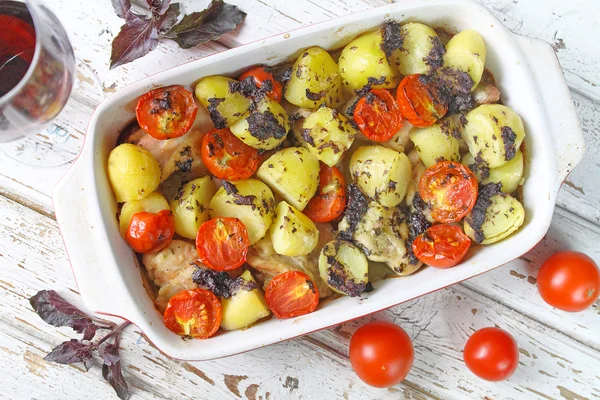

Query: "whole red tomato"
(463, 327), (519, 381)
(537, 251), (600, 312)
(349, 321), (414, 388)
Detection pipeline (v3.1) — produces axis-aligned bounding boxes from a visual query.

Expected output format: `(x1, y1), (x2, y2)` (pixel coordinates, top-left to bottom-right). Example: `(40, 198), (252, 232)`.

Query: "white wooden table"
(1, 1), (599, 399)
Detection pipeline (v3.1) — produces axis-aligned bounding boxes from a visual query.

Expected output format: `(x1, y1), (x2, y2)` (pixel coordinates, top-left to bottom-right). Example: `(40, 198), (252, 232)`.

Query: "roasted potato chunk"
(119, 191), (170, 237)
(195, 76), (252, 128)
(257, 147), (320, 211)
(284, 47), (344, 109)
(301, 107), (357, 167)
(391, 22), (444, 75)
(220, 270), (271, 331)
(464, 192), (525, 245)
(462, 104), (526, 168)
(409, 122), (461, 167)
(230, 97), (290, 150)
(318, 240), (369, 297)
(108, 143), (162, 203)
(338, 29), (400, 94)
(270, 201), (319, 256)
(209, 179), (275, 245)
(349, 146), (412, 207)
(170, 176), (217, 239)
(463, 150), (524, 193)
(443, 30), (487, 91)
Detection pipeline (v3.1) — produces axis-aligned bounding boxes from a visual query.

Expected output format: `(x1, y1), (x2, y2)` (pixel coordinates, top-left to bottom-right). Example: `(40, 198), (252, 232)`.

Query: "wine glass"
(0, 0), (103, 166)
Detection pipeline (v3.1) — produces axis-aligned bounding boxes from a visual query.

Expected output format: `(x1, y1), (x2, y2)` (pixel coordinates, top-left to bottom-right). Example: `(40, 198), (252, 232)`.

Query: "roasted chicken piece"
(143, 240), (199, 312)
(246, 222), (335, 298)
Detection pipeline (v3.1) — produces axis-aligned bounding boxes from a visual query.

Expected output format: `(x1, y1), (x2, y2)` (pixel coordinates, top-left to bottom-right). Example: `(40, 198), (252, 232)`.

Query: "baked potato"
(230, 97), (290, 150)
(284, 47), (344, 109)
(349, 145), (412, 207)
(443, 30), (487, 91)
(409, 122), (461, 167)
(301, 107), (357, 167)
(220, 270), (271, 331)
(170, 176), (217, 239)
(338, 29), (400, 94)
(270, 201), (319, 256)
(108, 143), (162, 203)
(391, 22), (444, 75)
(209, 179), (275, 245)
(256, 147), (320, 211)
(318, 240), (369, 297)
(463, 150), (524, 193)
(195, 75), (252, 128)
(462, 104), (526, 168)
(464, 192), (525, 244)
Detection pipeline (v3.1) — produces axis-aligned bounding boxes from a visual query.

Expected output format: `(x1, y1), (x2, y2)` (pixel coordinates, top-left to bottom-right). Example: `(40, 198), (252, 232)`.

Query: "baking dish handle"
(53, 158), (138, 320)
(515, 35), (585, 187)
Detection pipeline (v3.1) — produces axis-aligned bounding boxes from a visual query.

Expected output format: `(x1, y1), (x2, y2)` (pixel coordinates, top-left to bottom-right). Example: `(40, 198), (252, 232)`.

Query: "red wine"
(0, 2), (36, 97)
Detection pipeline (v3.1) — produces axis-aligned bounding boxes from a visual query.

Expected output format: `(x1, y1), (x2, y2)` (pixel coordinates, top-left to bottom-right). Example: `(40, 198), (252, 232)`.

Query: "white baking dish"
(53, 0), (584, 360)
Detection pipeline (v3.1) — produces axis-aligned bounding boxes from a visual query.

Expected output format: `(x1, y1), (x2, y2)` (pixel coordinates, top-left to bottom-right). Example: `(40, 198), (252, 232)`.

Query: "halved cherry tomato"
(163, 289), (221, 338)
(412, 224), (471, 268)
(265, 271), (319, 319)
(350, 321), (414, 387)
(353, 89), (404, 142)
(196, 218), (250, 271)
(419, 161), (478, 223)
(125, 210), (175, 253)
(463, 327), (519, 381)
(537, 251), (600, 312)
(303, 164), (346, 223)
(239, 66), (283, 102)
(136, 85), (198, 140)
(396, 74), (448, 127)
(201, 128), (260, 181)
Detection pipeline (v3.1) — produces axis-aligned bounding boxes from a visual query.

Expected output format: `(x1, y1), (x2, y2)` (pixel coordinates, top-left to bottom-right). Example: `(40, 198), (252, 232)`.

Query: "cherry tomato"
(349, 321), (414, 388)
(196, 218), (249, 271)
(163, 289), (221, 338)
(419, 161), (478, 223)
(463, 327), (519, 381)
(537, 251), (600, 312)
(265, 271), (319, 319)
(412, 224), (471, 268)
(125, 210), (175, 253)
(396, 74), (448, 127)
(136, 85), (198, 140)
(239, 66), (283, 102)
(303, 164), (346, 223)
(353, 89), (404, 142)
(201, 128), (260, 181)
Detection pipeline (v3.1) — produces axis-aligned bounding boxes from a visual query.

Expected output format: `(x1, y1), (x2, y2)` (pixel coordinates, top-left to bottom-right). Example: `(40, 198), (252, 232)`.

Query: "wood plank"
(2, 188), (598, 398)
(556, 92), (600, 225)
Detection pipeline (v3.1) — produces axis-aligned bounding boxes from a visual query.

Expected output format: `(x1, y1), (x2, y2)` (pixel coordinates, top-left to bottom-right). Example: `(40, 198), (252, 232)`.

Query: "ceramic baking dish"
(53, 0), (584, 360)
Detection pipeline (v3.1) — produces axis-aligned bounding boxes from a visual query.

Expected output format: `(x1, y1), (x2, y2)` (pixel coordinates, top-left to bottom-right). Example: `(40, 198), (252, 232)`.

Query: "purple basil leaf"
(29, 290), (98, 335)
(111, 0), (137, 21)
(82, 324), (99, 341)
(158, 3), (180, 34)
(110, 19), (159, 69)
(102, 342), (130, 400)
(44, 339), (94, 371)
(164, 0), (246, 49)
(151, 0), (171, 16)
(129, 0), (153, 19)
